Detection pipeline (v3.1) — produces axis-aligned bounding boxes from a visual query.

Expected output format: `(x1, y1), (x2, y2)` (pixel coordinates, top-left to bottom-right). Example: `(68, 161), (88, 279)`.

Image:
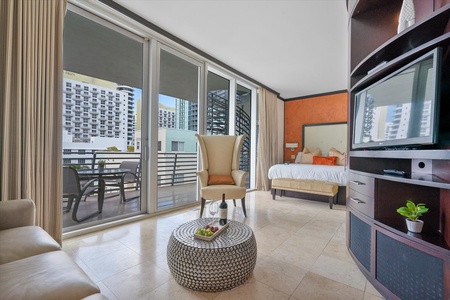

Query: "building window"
(171, 141), (184, 151)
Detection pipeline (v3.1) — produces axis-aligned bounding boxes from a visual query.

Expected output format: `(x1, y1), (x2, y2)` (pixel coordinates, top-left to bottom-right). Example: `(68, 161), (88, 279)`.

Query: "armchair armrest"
(197, 170), (209, 188)
(0, 199), (36, 230)
(231, 170), (248, 187)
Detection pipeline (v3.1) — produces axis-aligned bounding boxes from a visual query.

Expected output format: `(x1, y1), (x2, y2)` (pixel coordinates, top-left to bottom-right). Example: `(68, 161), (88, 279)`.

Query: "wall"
(277, 98), (285, 163)
(284, 92), (348, 162)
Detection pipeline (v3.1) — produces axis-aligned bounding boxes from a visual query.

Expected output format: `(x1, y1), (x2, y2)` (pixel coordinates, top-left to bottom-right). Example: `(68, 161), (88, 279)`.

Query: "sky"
(133, 88), (176, 109)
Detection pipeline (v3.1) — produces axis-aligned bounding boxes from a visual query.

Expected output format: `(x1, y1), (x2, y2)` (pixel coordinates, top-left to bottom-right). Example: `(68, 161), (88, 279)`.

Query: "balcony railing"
(62, 150), (197, 188)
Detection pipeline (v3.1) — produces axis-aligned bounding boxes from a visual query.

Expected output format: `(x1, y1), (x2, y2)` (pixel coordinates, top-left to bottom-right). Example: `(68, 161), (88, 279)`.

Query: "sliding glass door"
(156, 46), (202, 210)
(206, 68), (257, 189)
(62, 6), (146, 230)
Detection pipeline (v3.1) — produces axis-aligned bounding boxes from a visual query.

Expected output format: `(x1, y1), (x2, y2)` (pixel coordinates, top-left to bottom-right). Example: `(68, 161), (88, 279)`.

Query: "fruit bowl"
(194, 220), (229, 241)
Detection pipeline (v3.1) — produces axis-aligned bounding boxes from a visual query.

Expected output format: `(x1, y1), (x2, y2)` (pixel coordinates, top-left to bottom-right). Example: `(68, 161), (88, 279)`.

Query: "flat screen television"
(352, 48), (441, 150)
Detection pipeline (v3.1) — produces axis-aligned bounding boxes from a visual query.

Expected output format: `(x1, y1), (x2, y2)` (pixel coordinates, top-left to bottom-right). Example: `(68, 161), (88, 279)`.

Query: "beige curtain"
(0, 0), (66, 244)
(256, 88), (280, 191)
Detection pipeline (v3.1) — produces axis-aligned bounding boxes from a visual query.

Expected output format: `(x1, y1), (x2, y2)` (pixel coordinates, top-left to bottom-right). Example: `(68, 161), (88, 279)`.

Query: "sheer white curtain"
(256, 88), (281, 191)
(0, 0), (66, 244)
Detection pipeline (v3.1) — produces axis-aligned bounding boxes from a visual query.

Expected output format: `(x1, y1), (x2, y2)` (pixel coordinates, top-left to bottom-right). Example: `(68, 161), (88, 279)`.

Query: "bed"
(269, 122), (348, 208)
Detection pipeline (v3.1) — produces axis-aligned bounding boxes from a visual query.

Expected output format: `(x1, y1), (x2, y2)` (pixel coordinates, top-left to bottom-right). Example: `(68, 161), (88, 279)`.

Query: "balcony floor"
(63, 183), (197, 229)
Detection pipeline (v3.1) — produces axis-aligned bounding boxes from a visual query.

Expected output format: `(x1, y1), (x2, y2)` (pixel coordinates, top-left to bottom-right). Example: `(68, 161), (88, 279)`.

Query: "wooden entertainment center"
(347, 1), (450, 299)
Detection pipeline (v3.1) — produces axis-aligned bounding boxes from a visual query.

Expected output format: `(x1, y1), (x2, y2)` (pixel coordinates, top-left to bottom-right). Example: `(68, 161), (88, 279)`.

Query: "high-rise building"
(117, 85), (136, 146)
(158, 104), (176, 128)
(62, 72), (136, 148)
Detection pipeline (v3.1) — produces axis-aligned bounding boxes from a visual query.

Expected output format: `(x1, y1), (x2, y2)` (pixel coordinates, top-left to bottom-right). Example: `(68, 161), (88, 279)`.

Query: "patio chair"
(195, 134), (248, 218)
(104, 161), (141, 203)
(63, 167), (103, 222)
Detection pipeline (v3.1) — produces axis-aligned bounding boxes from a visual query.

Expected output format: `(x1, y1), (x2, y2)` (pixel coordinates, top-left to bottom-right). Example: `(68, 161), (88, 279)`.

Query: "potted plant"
(98, 160), (106, 170)
(396, 200), (429, 233)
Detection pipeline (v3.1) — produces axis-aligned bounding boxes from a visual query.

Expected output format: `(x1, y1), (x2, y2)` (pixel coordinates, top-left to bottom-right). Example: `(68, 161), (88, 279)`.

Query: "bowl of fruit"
(194, 220), (229, 241)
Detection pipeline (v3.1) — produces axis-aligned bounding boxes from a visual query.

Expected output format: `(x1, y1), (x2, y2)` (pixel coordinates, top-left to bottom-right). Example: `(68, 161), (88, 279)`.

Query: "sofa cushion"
(0, 226), (61, 264)
(0, 251), (100, 300)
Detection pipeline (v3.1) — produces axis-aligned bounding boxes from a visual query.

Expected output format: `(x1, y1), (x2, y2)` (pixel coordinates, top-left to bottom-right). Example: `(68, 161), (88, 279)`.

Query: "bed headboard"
(302, 122), (347, 154)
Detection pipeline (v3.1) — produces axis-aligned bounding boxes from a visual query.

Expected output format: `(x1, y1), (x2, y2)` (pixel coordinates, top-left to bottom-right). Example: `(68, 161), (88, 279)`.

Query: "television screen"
(353, 48), (440, 149)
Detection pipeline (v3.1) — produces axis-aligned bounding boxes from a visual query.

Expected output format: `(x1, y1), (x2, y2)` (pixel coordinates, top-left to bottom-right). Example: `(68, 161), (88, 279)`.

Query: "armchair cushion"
(208, 175), (235, 185)
(201, 185), (246, 200)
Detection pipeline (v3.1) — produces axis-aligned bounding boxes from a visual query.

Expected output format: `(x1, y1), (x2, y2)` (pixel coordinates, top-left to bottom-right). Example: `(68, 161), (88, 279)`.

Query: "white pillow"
(294, 152), (303, 163)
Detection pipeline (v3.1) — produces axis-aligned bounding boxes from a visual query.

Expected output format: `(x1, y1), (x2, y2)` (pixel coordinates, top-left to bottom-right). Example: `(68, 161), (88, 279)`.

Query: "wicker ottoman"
(167, 218), (257, 292)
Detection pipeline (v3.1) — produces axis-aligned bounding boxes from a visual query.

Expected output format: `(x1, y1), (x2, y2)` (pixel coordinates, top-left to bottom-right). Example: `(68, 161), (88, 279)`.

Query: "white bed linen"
(268, 163), (347, 186)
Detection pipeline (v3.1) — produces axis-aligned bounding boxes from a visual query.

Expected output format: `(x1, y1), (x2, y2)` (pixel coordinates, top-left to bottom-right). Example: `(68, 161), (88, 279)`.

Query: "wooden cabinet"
(347, 1), (450, 299)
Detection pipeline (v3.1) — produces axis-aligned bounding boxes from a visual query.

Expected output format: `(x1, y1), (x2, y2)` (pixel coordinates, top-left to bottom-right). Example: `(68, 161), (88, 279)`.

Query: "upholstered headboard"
(302, 122), (347, 154)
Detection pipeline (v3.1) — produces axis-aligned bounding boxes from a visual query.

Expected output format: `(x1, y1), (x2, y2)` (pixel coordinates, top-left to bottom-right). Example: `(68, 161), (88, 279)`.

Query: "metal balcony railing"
(62, 150), (198, 188)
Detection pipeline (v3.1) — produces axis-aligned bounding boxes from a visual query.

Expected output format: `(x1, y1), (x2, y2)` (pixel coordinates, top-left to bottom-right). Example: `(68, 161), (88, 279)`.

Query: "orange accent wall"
(284, 92), (348, 162)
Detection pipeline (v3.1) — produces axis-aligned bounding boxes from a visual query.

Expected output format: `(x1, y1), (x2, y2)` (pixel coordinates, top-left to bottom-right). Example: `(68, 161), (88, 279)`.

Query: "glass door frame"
(205, 64), (258, 189)
(149, 43), (205, 213)
(63, 3), (150, 231)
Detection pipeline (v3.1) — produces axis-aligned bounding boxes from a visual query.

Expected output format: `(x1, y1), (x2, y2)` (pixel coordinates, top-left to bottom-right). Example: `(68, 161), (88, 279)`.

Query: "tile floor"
(62, 191), (385, 300)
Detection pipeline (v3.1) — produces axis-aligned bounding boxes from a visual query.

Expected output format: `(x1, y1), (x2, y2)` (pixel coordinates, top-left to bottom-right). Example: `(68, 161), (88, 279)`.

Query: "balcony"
(62, 151), (198, 229)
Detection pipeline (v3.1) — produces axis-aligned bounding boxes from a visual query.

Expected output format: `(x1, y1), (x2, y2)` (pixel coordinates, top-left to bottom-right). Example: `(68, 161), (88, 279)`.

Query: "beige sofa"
(0, 199), (107, 300)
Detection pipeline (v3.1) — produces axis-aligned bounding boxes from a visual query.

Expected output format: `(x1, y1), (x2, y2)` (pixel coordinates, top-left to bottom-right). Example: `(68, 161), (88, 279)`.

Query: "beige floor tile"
(96, 281), (119, 300)
(253, 256), (307, 295)
(140, 278), (210, 300)
(268, 242), (323, 271)
(365, 281), (385, 298)
(213, 276), (290, 300)
(363, 293), (385, 300)
(310, 254), (367, 291)
(321, 237), (354, 264)
(83, 247), (148, 280)
(292, 272), (364, 300)
(101, 261), (171, 299)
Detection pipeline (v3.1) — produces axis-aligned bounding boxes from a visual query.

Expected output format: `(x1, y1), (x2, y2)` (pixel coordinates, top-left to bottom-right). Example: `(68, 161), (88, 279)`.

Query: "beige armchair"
(195, 134), (248, 217)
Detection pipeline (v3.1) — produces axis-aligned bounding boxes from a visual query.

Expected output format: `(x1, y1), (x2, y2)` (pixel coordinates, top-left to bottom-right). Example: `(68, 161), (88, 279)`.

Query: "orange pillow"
(313, 156), (337, 166)
(208, 175), (235, 185)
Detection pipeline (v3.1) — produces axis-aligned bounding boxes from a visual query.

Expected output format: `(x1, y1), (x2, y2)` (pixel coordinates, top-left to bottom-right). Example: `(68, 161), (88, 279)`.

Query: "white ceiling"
(113, 0), (349, 99)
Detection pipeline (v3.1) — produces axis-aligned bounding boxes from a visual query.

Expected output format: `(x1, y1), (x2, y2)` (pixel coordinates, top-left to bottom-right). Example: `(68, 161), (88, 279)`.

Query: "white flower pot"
(406, 219), (424, 233)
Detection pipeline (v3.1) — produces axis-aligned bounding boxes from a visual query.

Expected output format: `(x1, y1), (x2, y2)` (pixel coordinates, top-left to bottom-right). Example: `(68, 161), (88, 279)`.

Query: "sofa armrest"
(0, 199), (36, 230)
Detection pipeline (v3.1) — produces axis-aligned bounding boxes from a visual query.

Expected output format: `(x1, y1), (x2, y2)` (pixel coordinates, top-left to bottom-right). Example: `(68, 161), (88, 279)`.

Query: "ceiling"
(112, 0), (349, 99)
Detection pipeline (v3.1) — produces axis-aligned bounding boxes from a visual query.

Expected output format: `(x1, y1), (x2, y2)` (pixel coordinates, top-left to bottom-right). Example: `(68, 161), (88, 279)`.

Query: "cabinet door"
(349, 212), (372, 272)
(375, 227), (446, 300)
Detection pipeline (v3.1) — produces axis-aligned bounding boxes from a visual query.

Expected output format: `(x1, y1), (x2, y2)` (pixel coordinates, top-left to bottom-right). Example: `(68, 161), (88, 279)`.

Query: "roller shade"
(63, 10), (143, 88)
(160, 49), (199, 102)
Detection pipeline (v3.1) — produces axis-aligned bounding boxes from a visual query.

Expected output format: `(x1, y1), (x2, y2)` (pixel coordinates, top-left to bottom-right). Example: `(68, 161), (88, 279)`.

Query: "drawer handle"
(350, 180), (366, 186)
(350, 197), (365, 204)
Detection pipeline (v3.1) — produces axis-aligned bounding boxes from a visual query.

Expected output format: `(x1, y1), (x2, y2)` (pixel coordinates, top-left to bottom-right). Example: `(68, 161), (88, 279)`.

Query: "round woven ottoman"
(167, 218), (257, 292)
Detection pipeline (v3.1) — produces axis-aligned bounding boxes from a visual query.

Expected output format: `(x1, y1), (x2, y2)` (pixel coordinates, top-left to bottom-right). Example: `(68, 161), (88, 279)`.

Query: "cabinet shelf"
(351, 169), (450, 189)
(350, 32), (450, 90)
(349, 150), (450, 160)
(350, 3), (450, 88)
(374, 219), (450, 254)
